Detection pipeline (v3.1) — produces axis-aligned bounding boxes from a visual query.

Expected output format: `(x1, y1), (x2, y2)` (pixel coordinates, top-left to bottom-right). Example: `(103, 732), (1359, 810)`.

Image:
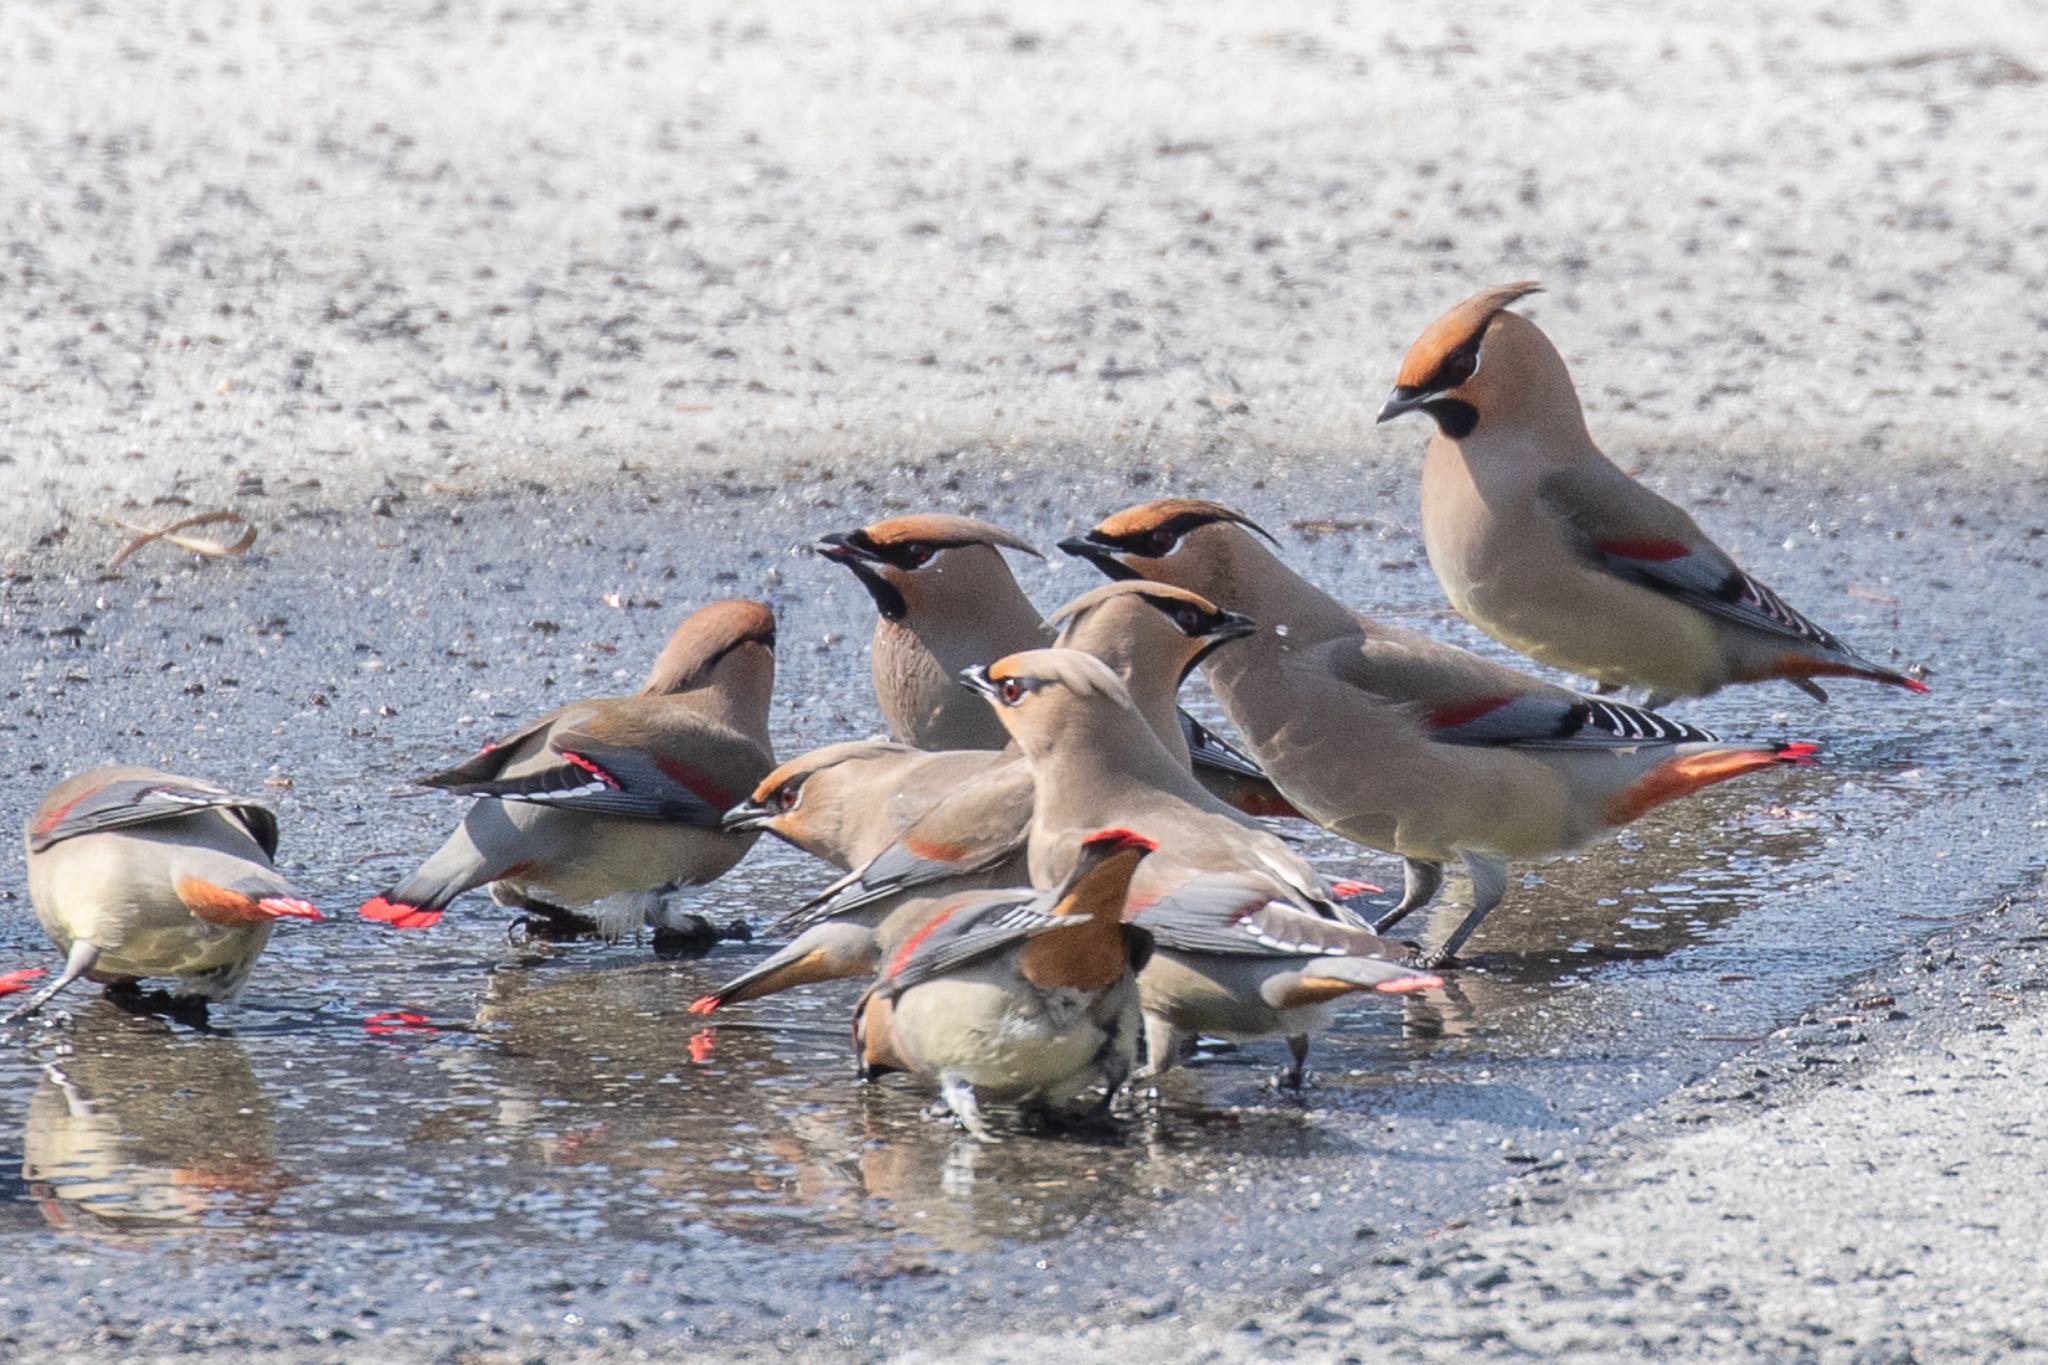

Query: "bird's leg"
(938, 1074), (999, 1143)
(5, 941), (99, 1023)
(1136, 1015), (1183, 1080)
(1273, 1034), (1312, 1091)
(1047, 1023), (1137, 1131)
(1418, 853), (1511, 969)
(1021, 1094), (1124, 1139)
(1373, 859), (1445, 934)
(494, 885), (592, 939)
(1014, 1096), (1056, 1133)
(1084, 1020), (1134, 1108)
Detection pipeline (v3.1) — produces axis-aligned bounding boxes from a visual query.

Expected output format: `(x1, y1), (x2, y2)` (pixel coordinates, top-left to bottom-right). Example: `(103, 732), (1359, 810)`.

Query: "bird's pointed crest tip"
(855, 513), (1043, 558)
(1394, 280), (1545, 390)
(1091, 498), (1279, 548)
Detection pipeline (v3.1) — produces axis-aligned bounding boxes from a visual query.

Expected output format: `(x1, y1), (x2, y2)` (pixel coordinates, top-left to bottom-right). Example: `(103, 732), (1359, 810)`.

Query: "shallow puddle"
(0, 454), (2039, 1349)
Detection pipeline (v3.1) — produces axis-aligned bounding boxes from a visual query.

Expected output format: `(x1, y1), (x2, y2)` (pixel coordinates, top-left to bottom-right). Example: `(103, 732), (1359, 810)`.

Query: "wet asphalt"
(0, 442), (2038, 1358)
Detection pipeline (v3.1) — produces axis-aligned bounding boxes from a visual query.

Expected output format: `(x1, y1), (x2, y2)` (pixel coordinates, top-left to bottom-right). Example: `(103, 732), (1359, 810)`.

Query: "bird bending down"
(851, 828), (1157, 1142)
(359, 598), (776, 934)
(1062, 501), (1818, 965)
(11, 766), (321, 1021)
(962, 649), (1435, 1084)
(1379, 281), (1928, 706)
(721, 739), (997, 872)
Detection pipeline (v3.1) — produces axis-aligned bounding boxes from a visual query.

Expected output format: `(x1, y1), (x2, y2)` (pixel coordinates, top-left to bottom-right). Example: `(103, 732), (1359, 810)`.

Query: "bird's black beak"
(1184, 611), (1258, 677)
(721, 799), (773, 833)
(813, 531), (879, 564)
(816, 531), (906, 620)
(1206, 610), (1258, 644)
(957, 664), (1000, 699)
(1376, 386), (1434, 424)
(1057, 532), (1142, 581)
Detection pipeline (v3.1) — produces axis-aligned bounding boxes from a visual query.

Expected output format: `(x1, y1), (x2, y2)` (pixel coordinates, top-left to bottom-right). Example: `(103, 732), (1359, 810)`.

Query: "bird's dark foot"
(1017, 1097), (1127, 1142)
(106, 984), (213, 1028)
(504, 908), (594, 945)
(651, 913), (721, 959)
(1270, 1064), (1312, 1092)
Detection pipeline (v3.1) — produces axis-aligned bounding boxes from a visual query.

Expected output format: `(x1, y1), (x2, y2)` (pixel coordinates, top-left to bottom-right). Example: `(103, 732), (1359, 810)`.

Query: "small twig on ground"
(106, 509), (258, 567)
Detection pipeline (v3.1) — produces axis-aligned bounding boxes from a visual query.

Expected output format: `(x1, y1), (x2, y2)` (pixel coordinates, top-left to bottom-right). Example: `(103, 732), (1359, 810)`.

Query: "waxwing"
(721, 739), (994, 871)
(816, 514), (1047, 751)
(1062, 502), (1817, 965)
(10, 766), (321, 1020)
(359, 599), (776, 935)
(1380, 282), (1928, 705)
(694, 586), (1297, 1010)
(851, 828), (1156, 1141)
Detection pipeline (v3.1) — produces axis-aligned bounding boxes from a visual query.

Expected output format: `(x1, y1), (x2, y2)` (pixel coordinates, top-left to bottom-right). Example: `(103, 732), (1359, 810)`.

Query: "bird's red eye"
(1174, 607), (1201, 633)
(1145, 530), (1177, 557)
(901, 543), (935, 568)
(773, 782), (800, 812)
(999, 679), (1025, 705)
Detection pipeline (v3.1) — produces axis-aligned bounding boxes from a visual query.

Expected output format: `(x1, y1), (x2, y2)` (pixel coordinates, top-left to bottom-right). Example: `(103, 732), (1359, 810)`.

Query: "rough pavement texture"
(3, 0), (2044, 549)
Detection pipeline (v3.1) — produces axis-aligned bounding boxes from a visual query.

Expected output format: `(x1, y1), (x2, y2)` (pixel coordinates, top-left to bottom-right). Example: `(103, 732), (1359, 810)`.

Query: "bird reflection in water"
(21, 1024), (288, 1237)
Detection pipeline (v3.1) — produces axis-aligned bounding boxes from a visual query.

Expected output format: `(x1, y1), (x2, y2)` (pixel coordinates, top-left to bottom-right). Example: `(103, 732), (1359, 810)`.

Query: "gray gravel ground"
(4, 0), (2044, 543)
(2, 0), (2046, 1360)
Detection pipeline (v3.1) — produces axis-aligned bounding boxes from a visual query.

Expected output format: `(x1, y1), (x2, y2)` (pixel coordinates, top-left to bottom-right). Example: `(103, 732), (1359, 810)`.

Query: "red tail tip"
(686, 995), (721, 1015)
(258, 897), (324, 922)
(1776, 741), (1821, 763)
(1329, 879), (1384, 899)
(1083, 827), (1158, 854)
(1375, 973), (1444, 994)
(0, 967), (49, 996)
(359, 896), (444, 930)
(1901, 676), (1931, 694)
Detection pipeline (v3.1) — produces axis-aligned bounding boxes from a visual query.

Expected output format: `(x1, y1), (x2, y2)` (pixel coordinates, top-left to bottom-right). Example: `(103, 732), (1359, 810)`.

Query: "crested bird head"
(640, 598), (777, 707)
(1052, 827), (1159, 920)
(959, 648), (1141, 760)
(1049, 580), (1256, 685)
(1377, 281), (1584, 440)
(721, 739), (906, 841)
(1058, 499), (1276, 604)
(815, 513), (1041, 623)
